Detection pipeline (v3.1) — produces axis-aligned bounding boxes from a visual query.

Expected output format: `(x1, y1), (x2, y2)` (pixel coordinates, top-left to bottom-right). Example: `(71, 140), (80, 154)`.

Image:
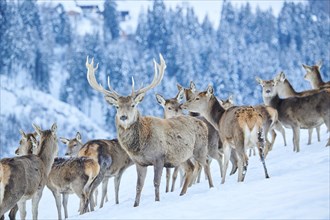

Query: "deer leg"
(134, 164), (147, 207)
(190, 161), (201, 186)
(50, 190), (62, 220)
(221, 143), (231, 184)
(179, 167), (185, 187)
(316, 126), (321, 142)
(32, 188), (43, 220)
(62, 193), (69, 219)
(229, 150), (238, 175)
(171, 166), (179, 192)
(165, 168), (171, 193)
(99, 177), (109, 208)
(153, 159), (165, 202)
(202, 159), (214, 188)
(274, 121), (287, 146)
(217, 153), (224, 178)
(292, 126), (300, 152)
(94, 188), (98, 207)
(180, 160), (194, 196)
(114, 168), (126, 204)
(17, 200), (26, 220)
(307, 128), (313, 145)
(258, 130), (270, 179)
(8, 204), (18, 220)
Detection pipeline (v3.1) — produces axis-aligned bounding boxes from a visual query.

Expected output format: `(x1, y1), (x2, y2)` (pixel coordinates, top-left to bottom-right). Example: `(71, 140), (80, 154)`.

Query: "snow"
(3, 125), (329, 219)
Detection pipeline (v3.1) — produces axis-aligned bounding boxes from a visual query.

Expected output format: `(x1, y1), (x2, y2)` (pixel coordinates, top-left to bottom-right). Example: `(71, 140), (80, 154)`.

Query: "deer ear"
(155, 94), (166, 107)
(176, 88), (184, 102)
(207, 85), (214, 96)
(279, 72), (286, 82)
(176, 83), (183, 91)
(316, 60), (322, 69)
(190, 81), (196, 92)
(60, 137), (70, 145)
(255, 77), (263, 85)
(105, 95), (118, 107)
(32, 124), (42, 136)
(19, 129), (27, 141)
(76, 132), (82, 142)
(51, 123), (57, 134)
(30, 136), (38, 153)
(134, 93), (145, 105)
(228, 95), (234, 103)
(219, 99), (224, 106)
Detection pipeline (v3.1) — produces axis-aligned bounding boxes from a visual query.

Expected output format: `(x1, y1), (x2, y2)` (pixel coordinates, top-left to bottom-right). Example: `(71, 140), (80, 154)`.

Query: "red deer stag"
(86, 55), (213, 207)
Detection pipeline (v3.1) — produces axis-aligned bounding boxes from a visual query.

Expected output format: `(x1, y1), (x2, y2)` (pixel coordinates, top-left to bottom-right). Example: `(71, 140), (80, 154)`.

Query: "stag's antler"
(86, 56), (120, 98)
(86, 54), (166, 98)
(133, 54), (166, 96)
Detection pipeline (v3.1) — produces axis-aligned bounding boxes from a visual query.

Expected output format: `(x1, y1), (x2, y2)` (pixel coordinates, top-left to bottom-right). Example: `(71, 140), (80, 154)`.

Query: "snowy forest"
(0, 0), (329, 156)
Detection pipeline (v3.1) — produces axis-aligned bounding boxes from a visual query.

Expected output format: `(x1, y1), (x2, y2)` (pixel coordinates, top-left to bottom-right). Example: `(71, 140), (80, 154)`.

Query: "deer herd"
(0, 55), (329, 220)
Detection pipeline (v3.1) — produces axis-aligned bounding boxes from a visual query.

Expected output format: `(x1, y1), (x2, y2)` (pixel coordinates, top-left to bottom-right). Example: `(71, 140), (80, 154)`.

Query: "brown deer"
(86, 55), (213, 207)
(60, 133), (133, 208)
(181, 85), (270, 184)
(256, 75), (330, 152)
(77, 139), (133, 208)
(219, 95), (287, 157)
(15, 134), (101, 220)
(156, 86), (223, 187)
(257, 72), (324, 145)
(0, 123), (58, 220)
(302, 61), (330, 89)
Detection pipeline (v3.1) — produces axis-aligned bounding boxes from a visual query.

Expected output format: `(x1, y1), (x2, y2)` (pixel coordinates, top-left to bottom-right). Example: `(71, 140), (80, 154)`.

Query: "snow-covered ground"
(4, 125), (329, 219)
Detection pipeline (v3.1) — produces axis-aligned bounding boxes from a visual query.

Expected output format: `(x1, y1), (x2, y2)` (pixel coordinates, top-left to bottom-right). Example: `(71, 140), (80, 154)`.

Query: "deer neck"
(311, 71), (324, 89)
(278, 80), (298, 98)
(37, 134), (58, 176)
(203, 95), (225, 131)
(116, 112), (144, 154)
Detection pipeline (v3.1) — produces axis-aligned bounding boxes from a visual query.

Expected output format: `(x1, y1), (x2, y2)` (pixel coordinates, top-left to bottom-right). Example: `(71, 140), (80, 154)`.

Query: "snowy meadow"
(1, 0), (329, 220)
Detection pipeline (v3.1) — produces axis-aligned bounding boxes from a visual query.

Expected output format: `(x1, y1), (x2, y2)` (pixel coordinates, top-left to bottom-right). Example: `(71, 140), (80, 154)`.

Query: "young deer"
(256, 75), (330, 152)
(302, 61), (330, 89)
(181, 85), (270, 184)
(86, 55), (213, 207)
(220, 95), (287, 157)
(0, 123), (58, 220)
(16, 134), (101, 219)
(78, 139), (132, 208)
(155, 88), (185, 193)
(258, 72), (324, 145)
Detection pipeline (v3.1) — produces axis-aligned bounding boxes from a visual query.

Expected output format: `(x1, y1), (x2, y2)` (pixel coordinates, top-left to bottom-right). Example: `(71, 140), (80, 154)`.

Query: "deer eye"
(195, 97), (200, 100)
(131, 104), (135, 108)
(168, 107), (172, 110)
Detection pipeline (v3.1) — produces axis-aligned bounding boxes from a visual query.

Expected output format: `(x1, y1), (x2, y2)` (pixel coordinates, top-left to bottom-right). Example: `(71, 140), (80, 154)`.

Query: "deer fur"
(61, 133), (133, 208)
(181, 85), (270, 184)
(86, 55), (213, 207)
(256, 75), (330, 152)
(0, 123), (58, 220)
(302, 61), (330, 89)
(182, 82), (239, 176)
(76, 139), (132, 208)
(220, 95), (287, 157)
(257, 72), (325, 145)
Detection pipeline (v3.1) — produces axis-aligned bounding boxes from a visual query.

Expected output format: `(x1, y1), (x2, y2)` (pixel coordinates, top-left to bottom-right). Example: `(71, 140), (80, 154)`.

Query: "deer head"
(60, 132), (83, 156)
(256, 76), (278, 98)
(15, 130), (38, 155)
(156, 84), (184, 118)
(86, 54), (166, 129)
(181, 85), (214, 114)
(302, 61), (322, 82)
(219, 95), (234, 110)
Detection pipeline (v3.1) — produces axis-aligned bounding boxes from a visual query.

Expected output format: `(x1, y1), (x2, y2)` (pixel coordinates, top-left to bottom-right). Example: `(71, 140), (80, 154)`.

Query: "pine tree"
(103, 0), (120, 42)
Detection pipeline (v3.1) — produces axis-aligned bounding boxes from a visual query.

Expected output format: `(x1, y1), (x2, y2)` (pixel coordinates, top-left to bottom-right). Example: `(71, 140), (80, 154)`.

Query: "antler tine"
(86, 56), (119, 98)
(134, 54), (166, 96)
(107, 76), (121, 97)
